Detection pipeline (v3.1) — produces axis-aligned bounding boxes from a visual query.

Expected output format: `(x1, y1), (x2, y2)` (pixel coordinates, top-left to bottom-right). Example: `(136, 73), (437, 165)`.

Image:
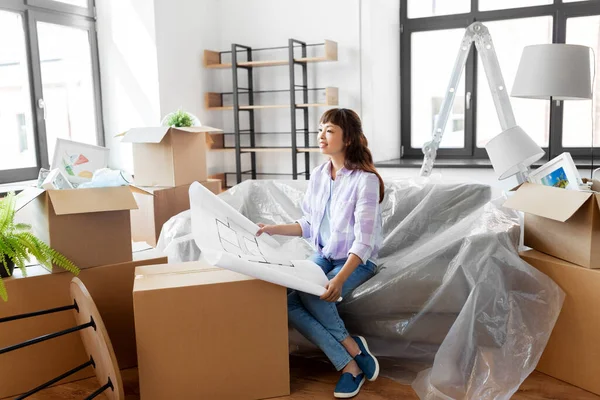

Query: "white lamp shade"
(485, 126), (545, 180)
(511, 44), (592, 100)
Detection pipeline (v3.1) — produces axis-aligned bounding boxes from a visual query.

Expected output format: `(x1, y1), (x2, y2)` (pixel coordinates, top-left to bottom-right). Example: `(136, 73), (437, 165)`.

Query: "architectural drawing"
(189, 181), (330, 297)
(215, 216), (292, 266)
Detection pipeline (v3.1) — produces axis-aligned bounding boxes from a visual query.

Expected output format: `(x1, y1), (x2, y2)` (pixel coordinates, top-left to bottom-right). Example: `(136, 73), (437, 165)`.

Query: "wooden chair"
(0, 277), (124, 399)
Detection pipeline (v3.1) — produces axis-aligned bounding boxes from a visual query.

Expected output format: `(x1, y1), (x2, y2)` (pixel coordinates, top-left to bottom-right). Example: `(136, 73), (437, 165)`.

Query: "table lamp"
(486, 126), (545, 183)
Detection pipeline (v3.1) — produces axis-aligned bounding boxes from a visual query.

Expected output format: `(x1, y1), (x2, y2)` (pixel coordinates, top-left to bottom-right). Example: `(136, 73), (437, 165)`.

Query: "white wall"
(152, 0), (224, 175)
(360, 0), (401, 163)
(96, 0), (162, 173)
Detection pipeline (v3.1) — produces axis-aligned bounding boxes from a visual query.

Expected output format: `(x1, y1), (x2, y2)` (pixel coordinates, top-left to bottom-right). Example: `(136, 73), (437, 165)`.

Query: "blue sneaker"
(352, 335), (379, 381)
(334, 372), (365, 398)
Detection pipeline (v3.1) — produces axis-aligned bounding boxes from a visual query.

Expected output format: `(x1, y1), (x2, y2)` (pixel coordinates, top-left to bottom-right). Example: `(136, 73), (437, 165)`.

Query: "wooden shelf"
(207, 104), (333, 111)
(205, 88), (338, 110)
(296, 56), (332, 63)
(204, 40), (337, 69)
(206, 58), (332, 69)
(204, 38), (337, 183)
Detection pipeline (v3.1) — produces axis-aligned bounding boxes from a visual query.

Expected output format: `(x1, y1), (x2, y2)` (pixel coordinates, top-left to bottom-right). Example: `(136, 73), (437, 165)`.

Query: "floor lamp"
(511, 44), (593, 165)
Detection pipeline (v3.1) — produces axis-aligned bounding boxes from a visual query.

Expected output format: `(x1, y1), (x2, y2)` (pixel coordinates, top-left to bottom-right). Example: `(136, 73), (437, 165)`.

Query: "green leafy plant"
(165, 109), (194, 128)
(0, 193), (79, 301)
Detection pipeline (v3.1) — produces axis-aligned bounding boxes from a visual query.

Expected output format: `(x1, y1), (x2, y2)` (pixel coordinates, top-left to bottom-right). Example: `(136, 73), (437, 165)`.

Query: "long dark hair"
(320, 108), (384, 203)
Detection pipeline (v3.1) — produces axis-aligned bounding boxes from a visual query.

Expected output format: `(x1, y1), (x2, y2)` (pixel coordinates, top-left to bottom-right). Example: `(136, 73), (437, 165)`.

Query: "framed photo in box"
(528, 152), (582, 190)
(51, 139), (110, 185)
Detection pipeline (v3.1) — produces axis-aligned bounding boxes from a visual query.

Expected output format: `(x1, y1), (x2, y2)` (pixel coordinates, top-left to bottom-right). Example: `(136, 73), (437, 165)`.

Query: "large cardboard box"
(134, 261), (290, 400)
(505, 182), (600, 269)
(131, 180), (222, 247)
(120, 126), (223, 187)
(15, 186), (142, 271)
(0, 254), (167, 399)
(521, 249), (600, 395)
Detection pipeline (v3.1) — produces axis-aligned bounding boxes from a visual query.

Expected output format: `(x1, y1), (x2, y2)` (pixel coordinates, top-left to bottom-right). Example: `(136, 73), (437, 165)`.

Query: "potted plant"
(161, 109), (202, 128)
(0, 192), (79, 301)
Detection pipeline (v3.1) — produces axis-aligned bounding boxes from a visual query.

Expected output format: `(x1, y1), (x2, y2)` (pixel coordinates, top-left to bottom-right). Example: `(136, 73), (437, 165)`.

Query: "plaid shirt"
(296, 161), (382, 264)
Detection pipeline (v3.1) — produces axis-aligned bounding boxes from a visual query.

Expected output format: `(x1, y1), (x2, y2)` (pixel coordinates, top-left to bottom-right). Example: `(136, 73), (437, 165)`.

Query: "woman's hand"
(256, 223), (277, 236)
(256, 222), (303, 237)
(321, 276), (344, 302)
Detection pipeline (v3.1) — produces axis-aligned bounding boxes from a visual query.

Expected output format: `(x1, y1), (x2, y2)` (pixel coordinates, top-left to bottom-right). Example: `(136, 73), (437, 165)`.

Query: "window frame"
(400, 0), (600, 162)
(26, 0), (95, 18)
(0, 0), (103, 184)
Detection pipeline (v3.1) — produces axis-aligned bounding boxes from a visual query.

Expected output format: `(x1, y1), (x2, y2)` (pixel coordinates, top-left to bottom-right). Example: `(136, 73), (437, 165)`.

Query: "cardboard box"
(0, 255), (167, 399)
(15, 186), (142, 272)
(521, 249), (600, 395)
(134, 261), (290, 400)
(120, 126), (223, 187)
(505, 182), (600, 269)
(210, 132), (224, 149)
(131, 180), (221, 247)
(209, 173), (228, 192)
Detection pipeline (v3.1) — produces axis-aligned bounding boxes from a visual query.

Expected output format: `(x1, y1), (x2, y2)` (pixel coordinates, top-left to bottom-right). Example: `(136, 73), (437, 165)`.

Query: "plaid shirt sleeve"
(296, 179), (313, 239)
(348, 173), (380, 263)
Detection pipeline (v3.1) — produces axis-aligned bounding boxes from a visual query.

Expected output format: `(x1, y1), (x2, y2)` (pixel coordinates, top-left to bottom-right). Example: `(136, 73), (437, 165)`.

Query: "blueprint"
(189, 181), (330, 297)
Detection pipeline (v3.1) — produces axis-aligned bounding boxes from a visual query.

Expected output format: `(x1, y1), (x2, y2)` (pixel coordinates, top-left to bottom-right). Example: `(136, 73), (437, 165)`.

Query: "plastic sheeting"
(157, 178), (564, 399)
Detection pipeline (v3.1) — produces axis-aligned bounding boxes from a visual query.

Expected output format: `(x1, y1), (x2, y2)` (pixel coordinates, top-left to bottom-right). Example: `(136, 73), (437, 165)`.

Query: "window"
(0, 0), (102, 183)
(400, 0), (600, 161)
(411, 29), (466, 150)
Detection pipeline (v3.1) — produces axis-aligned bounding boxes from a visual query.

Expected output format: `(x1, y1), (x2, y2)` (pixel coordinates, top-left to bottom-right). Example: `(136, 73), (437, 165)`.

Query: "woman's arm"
(295, 178), (314, 239)
(256, 223), (302, 237)
(347, 173), (380, 264)
(321, 174), (380, 303)
(320, 253), (362, 302)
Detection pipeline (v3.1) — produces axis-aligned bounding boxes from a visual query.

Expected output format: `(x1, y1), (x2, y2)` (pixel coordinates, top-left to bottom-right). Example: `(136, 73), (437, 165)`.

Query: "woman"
(256, 108), (384, 398)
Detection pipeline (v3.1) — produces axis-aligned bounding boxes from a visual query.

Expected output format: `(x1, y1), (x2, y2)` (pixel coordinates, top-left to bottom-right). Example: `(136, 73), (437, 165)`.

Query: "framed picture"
(51, 139), (110, 185)
(528, 152), (582, 190)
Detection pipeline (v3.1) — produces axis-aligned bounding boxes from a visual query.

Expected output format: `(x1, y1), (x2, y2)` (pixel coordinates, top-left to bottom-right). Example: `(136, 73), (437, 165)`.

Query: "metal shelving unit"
(204, 39), (338, 187)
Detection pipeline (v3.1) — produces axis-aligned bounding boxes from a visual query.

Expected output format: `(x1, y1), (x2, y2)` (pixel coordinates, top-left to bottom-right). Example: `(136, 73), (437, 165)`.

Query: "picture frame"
(528, 152), (582, 190)
(51, 139), (110, 185)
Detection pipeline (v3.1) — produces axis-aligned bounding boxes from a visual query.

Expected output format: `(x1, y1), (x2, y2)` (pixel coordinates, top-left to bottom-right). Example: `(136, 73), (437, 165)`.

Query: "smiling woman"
(256, 108), (385, 398)
(318, 122), (345, 155)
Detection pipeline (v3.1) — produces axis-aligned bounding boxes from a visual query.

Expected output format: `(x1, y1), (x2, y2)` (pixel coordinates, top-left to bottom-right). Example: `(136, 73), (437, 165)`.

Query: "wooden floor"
(6, 356), (599, 400)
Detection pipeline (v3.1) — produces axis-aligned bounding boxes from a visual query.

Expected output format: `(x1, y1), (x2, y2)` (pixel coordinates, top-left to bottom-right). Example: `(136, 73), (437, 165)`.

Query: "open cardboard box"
(504, 182), (600, 269)
(133, 260), (290, 400)
(120, 126), (223, 187)
(15, 185), (145, 271)
(131, 180), (221, 247)
(0, 254), (167, 399)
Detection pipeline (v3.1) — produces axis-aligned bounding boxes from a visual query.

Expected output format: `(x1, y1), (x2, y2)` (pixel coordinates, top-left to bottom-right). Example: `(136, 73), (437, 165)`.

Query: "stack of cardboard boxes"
(121, 127), (290, 398)
(505, 182), (600, 395)
(0, 126), (224, 398)
(3, 125), (291, 399)
(3, 190), (168, 398)
(123, 126), (224, 247)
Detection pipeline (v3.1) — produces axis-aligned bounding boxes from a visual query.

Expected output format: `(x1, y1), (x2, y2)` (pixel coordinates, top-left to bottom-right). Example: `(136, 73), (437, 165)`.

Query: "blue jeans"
(288, 254), (376, 371)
